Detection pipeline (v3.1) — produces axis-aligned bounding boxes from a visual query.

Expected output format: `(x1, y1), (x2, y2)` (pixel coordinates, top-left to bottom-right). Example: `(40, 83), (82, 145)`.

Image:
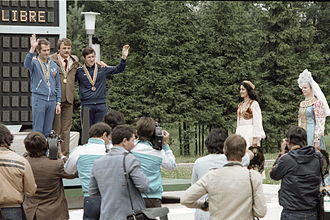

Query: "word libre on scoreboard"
(1, 9), (46, 23)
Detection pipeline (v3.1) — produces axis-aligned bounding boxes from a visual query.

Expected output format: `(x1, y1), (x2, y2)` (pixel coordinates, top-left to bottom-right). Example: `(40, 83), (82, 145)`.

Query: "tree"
(306, 2), (330, 115)
(257, 2), (317, 151)
(67, 0), (86, 58)
(66, 0), (86, 131)
(66, 1), (329, 153)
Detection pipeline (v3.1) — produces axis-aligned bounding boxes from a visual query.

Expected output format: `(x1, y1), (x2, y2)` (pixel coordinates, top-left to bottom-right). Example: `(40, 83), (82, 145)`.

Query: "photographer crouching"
(270, 126), (327, 220)
(132, 117), (176, 208)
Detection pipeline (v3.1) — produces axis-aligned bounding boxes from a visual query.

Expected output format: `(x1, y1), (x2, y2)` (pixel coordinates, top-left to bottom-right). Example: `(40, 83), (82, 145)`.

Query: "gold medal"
(83, 64), (98, 92)
(63, 78), (67, 84)
(37, 57), (50, 84)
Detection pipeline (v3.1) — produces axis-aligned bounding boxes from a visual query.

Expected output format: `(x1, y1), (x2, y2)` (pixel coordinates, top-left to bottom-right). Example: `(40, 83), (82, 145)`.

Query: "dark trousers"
(81, 103), (107, 127)
(83, 196), (101, 220)
(53, 101), (73, 156)
(0, 207), (25, 220)
(143, 198), (168, 220)
(144, 198), (161, 208)
(281, 209), (317, 220)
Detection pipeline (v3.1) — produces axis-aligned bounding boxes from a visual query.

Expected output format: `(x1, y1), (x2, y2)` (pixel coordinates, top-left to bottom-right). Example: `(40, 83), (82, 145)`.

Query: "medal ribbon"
(57, 54), (68, 80)
(83, 64), (98, 87)
(37, 57), (51, 85)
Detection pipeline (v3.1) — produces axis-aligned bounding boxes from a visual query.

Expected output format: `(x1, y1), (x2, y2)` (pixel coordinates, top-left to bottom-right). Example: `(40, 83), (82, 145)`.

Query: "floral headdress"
(242, 80), (255, 90)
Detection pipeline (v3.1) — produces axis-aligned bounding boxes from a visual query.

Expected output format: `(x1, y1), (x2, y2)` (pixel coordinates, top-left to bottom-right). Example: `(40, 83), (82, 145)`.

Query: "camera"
(283, 138), (289, 153)
(151, 122), (163, 151)
(47, 130), (62, 160)
(201, 199), (209, 210)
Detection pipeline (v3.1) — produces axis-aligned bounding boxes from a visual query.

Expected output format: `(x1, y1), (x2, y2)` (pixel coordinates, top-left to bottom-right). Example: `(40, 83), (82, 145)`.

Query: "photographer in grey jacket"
(270, 126), (323, 220)
(89, 125), (149, 220)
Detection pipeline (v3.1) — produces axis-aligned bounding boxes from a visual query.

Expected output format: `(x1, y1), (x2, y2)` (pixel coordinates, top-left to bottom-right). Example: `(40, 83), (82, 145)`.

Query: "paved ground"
(69, 184), (282, 220)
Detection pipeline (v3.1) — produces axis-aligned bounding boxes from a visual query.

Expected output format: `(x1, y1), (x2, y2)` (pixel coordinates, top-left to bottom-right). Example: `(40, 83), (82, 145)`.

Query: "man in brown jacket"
(0, 124), (36, 219)
(50, 38), (80, 156)
(23, 132), (76, 220)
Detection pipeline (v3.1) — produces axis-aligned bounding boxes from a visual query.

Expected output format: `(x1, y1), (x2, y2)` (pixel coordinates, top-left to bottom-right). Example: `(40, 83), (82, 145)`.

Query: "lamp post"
(81, 11), (100, 144)
(81, 12), (100, 47)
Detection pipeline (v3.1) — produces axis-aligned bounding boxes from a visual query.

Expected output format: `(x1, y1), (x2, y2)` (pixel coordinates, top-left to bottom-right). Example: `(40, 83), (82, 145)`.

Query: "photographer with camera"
(270, 126), (324, 220)
(23, 132), (76, 220)
(181, 134), (267, 219)
(191, 128), (253, 220)
(132, 117), (176, 208)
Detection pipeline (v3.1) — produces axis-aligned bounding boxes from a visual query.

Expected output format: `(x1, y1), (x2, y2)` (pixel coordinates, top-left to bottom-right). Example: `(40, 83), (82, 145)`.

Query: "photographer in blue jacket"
(132, 117), (176, 208)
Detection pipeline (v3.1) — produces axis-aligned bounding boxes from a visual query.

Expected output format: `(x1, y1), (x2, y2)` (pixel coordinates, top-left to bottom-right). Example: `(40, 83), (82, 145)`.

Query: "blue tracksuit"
(76, 59), (126, 126)
(24, 52), (61, 136)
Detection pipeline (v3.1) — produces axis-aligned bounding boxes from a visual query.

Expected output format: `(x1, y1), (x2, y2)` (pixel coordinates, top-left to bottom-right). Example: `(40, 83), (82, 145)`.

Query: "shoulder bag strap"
(319, 154), (326, 187)
(105, 143), (109, 153)
(249, 170), (259, 220)
(318, 154), (329, 220)
(318, 154), (330, 197)
(249, 170), (254, 205)
(123, 152), (136, 215)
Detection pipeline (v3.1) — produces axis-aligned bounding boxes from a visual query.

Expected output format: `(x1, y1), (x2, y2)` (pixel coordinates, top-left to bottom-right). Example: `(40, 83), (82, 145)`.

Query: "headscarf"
(298, 69), (330, 116)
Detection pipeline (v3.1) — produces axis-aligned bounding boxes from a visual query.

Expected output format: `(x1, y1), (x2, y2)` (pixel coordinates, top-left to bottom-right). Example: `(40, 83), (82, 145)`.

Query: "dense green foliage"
(67, 1), (330, 153)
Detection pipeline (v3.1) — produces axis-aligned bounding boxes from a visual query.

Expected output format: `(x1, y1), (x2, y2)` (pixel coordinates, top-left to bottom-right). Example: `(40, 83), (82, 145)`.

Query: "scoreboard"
(0, 0), (66, 127)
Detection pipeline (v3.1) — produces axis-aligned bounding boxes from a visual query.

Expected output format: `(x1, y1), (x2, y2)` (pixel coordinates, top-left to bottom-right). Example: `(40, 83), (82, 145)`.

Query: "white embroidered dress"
(235, 100), (266, 148)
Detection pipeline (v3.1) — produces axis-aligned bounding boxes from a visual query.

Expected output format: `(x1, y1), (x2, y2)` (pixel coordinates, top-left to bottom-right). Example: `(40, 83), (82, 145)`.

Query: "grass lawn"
(162, 165), (280, 185)
(162, 123), (329, 185)
(175, 152), (279, 163)
(162, 152), (281, 184)
(161, 166), (193, 180)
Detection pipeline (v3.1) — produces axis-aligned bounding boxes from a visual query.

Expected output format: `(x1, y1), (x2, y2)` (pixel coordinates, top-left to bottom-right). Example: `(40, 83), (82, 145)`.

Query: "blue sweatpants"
(32, 96), (56, 137)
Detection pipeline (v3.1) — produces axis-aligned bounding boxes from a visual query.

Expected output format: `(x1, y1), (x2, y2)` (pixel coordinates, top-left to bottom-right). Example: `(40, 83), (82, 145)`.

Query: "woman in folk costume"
(236, 81), (266, 149)
(297, 69), (330, 150)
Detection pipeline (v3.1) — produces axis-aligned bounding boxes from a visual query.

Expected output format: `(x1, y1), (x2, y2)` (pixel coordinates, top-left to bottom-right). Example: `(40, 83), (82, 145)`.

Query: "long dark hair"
(239, 81), (260, 103)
